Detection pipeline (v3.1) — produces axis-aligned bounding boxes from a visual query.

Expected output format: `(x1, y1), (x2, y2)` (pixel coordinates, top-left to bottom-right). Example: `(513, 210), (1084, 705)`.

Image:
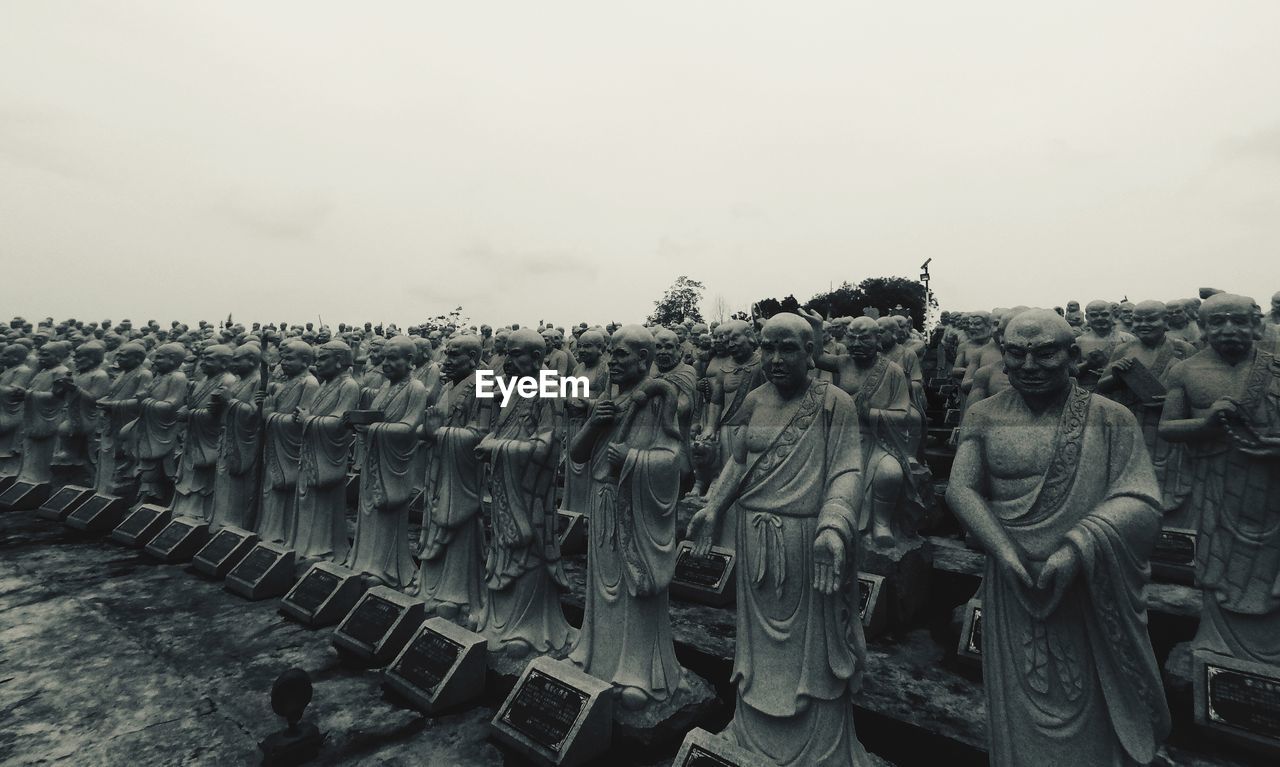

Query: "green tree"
(648, 276), (705, 326)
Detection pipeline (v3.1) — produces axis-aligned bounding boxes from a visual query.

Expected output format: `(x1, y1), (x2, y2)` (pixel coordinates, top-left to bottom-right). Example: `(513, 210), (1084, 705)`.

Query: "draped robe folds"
(714, 380), (872, 767)
(52, 367), (110, 481)
(1103, 339), (1196, 524)
(884, 344), (927, 454)
(289, 373), (361, 562)
(122, 371), (189, 499)
(256, 374), (319, 542)
(965, 386), (1171, 767)
(1188, 349), (1280, 665)
(414, 377), (491, 618)
(208, 375), (262, 531)
(655, 362), (698, 482)
(17, 366), (71, 485)
(569, 381), (686, 702)
(474, 393), (575, 655)
(169, 373), (233, 522)
(92, 366), (152, 496)
(343, 378), (429, 589)
(841, 358), (928, 536)
(560, 362), (608, 514)
(0, 365), (37, 478)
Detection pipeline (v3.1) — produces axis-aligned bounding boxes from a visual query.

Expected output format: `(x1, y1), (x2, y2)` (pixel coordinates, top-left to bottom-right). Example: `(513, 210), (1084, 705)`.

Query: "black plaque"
(1207, 665), (1280, 741)
(555, 511), (571, 538)
(342, 595), (401, 648)
(290, 568), (340, 613)
(149, 522), (189, 553)
(683, 746), (736, 767)
(42, 486), (83, 513)
(200, 530), (242, 565)
(674, 548), (730, 589)
(231, 547), (277, 584)
(500, 669), (588, 753)
(116, 506), (159, 537)
(1153, 530), (1196, 567)
(858, 579), (872, 618)
(966, 607), (983, 656)
(69, 495), (111, 523)
(393, 628), (463, 694)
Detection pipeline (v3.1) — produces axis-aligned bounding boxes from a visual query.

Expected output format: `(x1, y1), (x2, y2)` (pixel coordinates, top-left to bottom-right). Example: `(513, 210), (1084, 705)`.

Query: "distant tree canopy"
(648, 276), (705, 326)
(753, 277), (929, 329)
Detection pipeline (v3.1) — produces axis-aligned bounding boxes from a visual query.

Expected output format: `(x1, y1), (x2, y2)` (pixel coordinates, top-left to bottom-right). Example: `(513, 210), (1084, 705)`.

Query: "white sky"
(2, 1), (1278, 329)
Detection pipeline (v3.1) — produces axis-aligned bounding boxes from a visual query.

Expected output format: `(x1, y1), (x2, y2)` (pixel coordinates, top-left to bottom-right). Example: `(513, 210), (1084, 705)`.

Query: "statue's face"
(653, 332), (680, 372)
(36, 346), (60, 369)
(1003, 328), (1074, 398)
(876, 322), (896, 351)
(32, 334), (49, 349)
(1117, 306), (1134, 326)
(1271, 294), (1280, 316)
(369, 345), (384, 365)
(607, 338), (648, 388)
(1, 348), (25, 368)
(846, 324), (880, 362)
(381, 346), (412, 381)
(116, 348), (144, 371)
(1203, 301), (1258, 358)
(696, 333), (712, 351)
(316, 329), (331, 344)
(1085, 304), (1113, 335)
(965, 315), (993, 343)
(673, 325), (688, 343)
(493, 334), (508, 355)
(154, 349), (182, 374)
(711, 328), (728, 356)
(440, 342), (471, 382)
(429, 332), (442, 349)
(727, 326), (754, 359)
(895, 319), (910, 343)
(74, 347), (101, 372)
(200, 352), (228, 377)
(504, 341), (542, 379)
(576, 336), (603, 367)
(829, 323), (845, 341)
(280, 346), (308, 377)
(760, 325), (810, 396)
(230, 353), (257, 378)
(1066, 301), (1080, 313)
(314, 348), (342, 379)
(1131, 308), (1167, 346)
(1165, 303), (1187, 328)
(481, 325), (492, 338)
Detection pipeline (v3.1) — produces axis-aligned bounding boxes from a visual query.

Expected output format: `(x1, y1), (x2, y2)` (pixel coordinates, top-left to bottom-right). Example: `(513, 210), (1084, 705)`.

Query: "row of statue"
(1, 289), (1277, 766)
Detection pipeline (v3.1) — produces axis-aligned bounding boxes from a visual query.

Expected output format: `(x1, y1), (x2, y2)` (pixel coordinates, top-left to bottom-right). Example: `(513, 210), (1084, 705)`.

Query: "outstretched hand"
(797, 307), (824, 327)
(812, 528), (845, 595)
(687, 508), (718, 558)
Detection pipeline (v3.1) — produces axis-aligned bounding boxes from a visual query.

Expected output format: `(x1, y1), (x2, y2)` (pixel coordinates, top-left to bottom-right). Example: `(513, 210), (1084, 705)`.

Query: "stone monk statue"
(257, 340), (319, 543)
(169, 345), (235, 522)
(559, 329), (608, 516)
(122, 343), (189, 504)
(343, 336), (428, 589)
(653, 327), (698, 492)
(52, 341), (111, 486)
(0, 344), (37, 480)
(13, 341), (73, 489)
(687, 313), (872, 766)
(92, 343), (152, 498)
(208, 344), (263, 531)
(1159, 294), (1280, 666)
(947, 309), (1169, 767)
(413, 335), (492, 622)
(473, 328), (575, 658)
(568, 325), (690, 711)
(288, 340), (360, 566)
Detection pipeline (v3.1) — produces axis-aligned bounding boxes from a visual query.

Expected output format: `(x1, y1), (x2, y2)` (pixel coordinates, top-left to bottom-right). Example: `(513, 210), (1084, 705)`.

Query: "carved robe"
(16, 365), (71, 485)
(344, 377), (429, 589)
(170, 372), (234, 522)
(714, 380), (872, 766)
(473, 392), (574, 654)
(414, 376), (491, 618)
(92, 366), (152, 496)
(208, 374), (261, 531)
(1188, 349), (1280, 665)
(0, 364), (37, 478)
(560, 361), (608, 514)
(569, 380), (686, 702)
(256, 373), (319, 542)
(965, 386), (1170, 766)
(289, 372), (360, 562)
(122, 370), (189, 501)
(655, 362), (697, 483)
(52, 365), (110, 483)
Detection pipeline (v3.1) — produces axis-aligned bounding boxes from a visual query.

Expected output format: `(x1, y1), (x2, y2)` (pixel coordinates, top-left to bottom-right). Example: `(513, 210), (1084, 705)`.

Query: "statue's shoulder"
(966, 389), (1017, 425)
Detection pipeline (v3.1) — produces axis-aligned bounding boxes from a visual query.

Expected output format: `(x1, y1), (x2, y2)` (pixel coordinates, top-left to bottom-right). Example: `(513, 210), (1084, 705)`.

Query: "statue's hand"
(1034, 544), (1080, 610)
(605, 443), (627, 472)
(252, 390), (266, 407)
(1208, 398), (1238, 428)
(1110, 357), (1135, 374)
(587, 400), (619, 427)
(993, 544), (1034, 589)
(687, 508), (718, 557)
(812, 528), (845, 595)
(696, 378), (712, 397)
(797, 307), (825, 328)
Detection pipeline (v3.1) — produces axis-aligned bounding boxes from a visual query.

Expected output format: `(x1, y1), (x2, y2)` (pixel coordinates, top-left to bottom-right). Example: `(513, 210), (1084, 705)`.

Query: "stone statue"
(13, 341), (73, 489)
(568, 325), (691, 710)
(694, 319), (762, 527)
(951, 312), (1001, 395)
(653, 328), (698, 493)
(207, 344), (263, 531)
(688, 313), (873, 766)
(1095, 301), (1196, 525)
(122, 343), (189, 504)
(343, 336), (428, 589)
(1075, 300), (1136, 389)
(1159, 294), (1280, 666)
(169, 345), (235, 522)
(947, 309), (1170, 766)
(51, 341), (111, 486)
(0, 344), (38, 480)
(809, 315), (926, 547)
(92, 343), (152, 497)
(473, 328), (574, 658)
(288, 340), (360, 565)
(542, 327), (574, 378)
(1164, 299), (1203, 348)
(257, 340), (319, 543)
(413, 335), (492, 622)
(560, 329), (609, 516)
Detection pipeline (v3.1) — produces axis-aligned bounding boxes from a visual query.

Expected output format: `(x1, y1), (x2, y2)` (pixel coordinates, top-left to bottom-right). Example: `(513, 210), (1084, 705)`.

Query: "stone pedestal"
(860, 535), (932, 629)
(612, 671), (718, 750)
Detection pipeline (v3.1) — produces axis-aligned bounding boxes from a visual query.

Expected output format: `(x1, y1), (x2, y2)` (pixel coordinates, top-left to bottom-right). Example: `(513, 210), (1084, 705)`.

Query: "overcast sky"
(2, 2), (1278, 329)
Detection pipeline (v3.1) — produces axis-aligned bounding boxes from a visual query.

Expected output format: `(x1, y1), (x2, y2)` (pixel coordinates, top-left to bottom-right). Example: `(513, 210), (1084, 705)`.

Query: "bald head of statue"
(1130, 301), (1168, 346)
(279, 339), (314, 377)
(74, 340), (106, 371)
(1001, 310), (1080, 400)
(1200, 293), (1261, 361)
(652, 327), (682, 373)
(576, 329), (606, 368)
(315, 340), (352, 380)
(201, 344), (234, 377)
(845, 316), (881, 361)
(608, 324), (655, 388)
(443, 333), (483, 382)
(759, 313), (814, 397)
(1, 344), (28, 369)
(504, 328), (546, 378)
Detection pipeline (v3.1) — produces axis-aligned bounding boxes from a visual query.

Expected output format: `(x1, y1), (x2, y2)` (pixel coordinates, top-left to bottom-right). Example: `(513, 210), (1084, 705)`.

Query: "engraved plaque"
(683, 746), (736, 767)
(341, 594), (401, 648)
(115, 505), (160, 537)
(199, 530), (242, 566)
(1206, 664), (1280, 741)
(392, 628), (462, 695)
(1153, 529), (1196, 567)
(149, 521), (189, 553)
(69, 494), (112, 524)
(674, 548), (730, 590)
(858, 579), (872, 618)
(289, 568), (340, 614)
(500, 669), (588, 753)
(231, 546), (276, 584)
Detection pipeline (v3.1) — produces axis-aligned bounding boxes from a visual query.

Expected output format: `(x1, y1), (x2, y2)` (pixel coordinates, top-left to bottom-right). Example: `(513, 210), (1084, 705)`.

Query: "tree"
(753, 294), (802, 320)
(648, 276), (705, 326)
(751, 276), (930, 329)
